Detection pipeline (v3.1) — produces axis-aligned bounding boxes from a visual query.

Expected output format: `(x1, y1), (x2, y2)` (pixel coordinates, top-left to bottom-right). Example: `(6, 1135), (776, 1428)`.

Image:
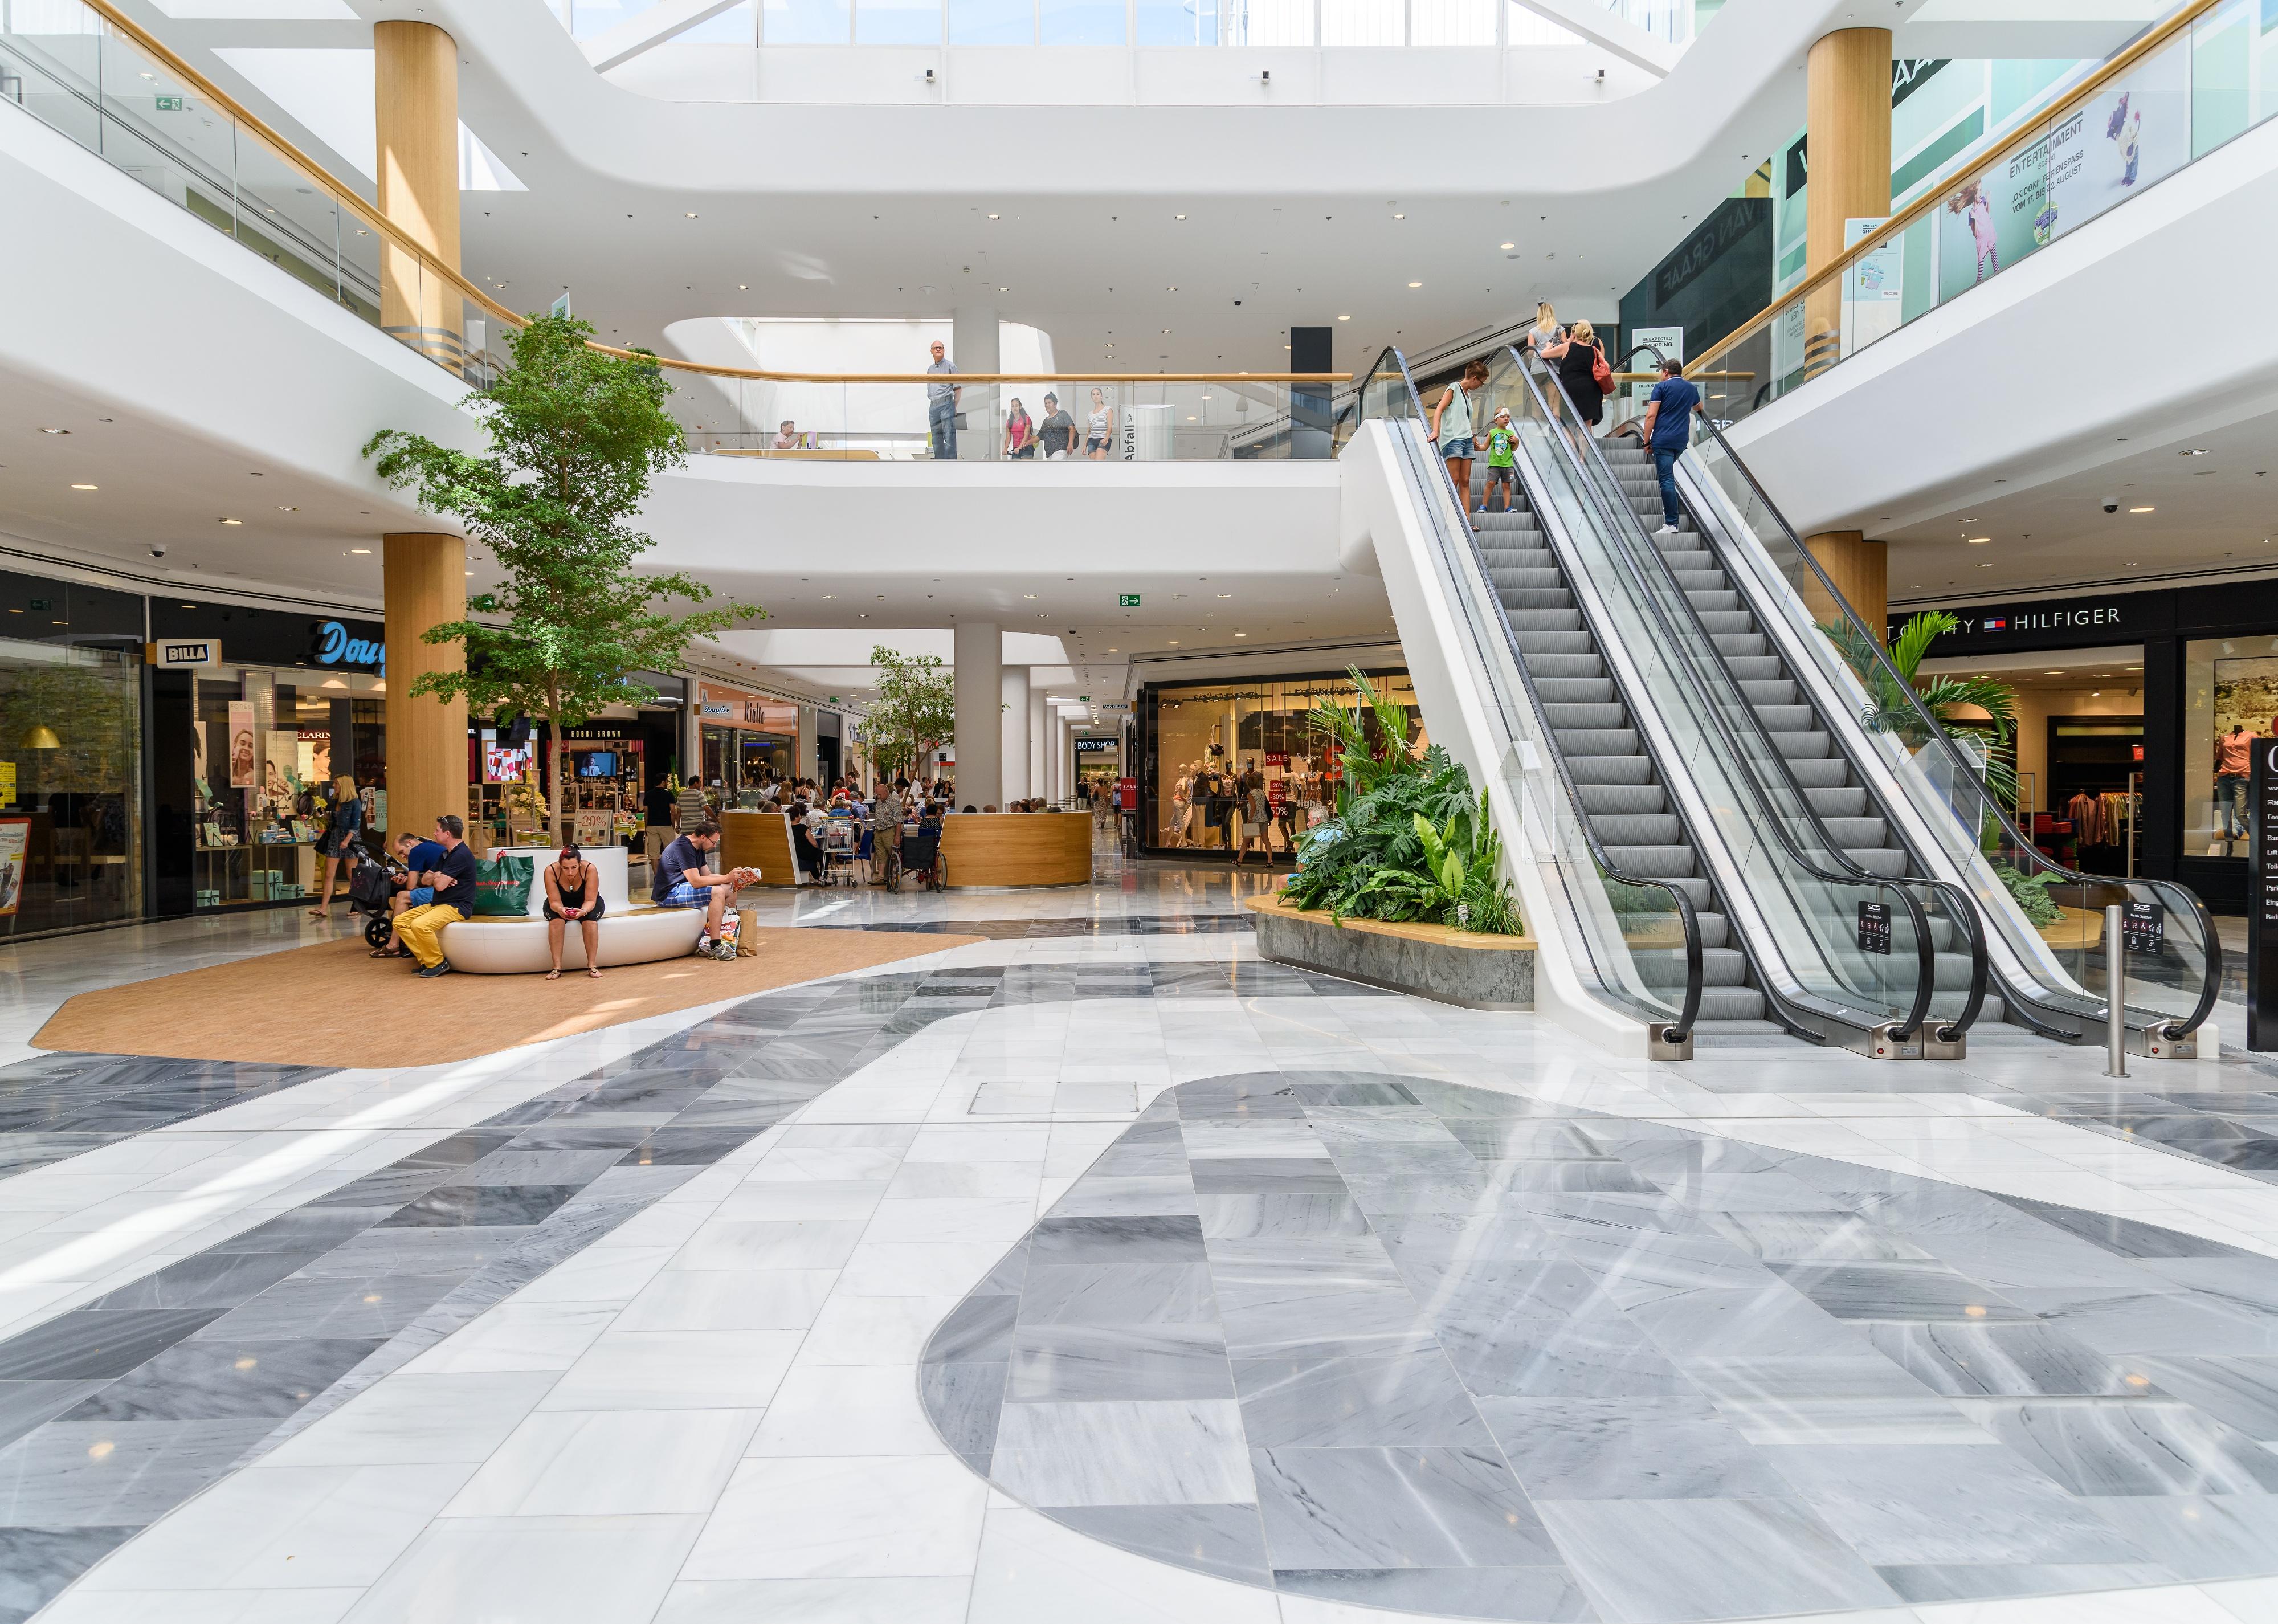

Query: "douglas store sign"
(1889, 592), (2167, 652)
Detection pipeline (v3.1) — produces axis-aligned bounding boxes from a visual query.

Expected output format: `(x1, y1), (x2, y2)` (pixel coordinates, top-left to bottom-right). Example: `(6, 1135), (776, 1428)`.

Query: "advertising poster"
(1938, 39), (2187, 301)
(227, 701), (256, 789)
(574, 808), (614, 848)
(0, 818), (28, 917)
(1840, 217), (1904, 353)
(1629, 324), (1683, 413)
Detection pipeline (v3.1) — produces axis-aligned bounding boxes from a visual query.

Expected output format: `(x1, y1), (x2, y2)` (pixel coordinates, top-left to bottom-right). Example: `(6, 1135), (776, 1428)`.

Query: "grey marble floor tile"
(448, 1148), (626, 1185)
(1442, 1120), (1602, 1160)
(1754, 1441), (2132, 1564)
(991, 1398), (1254, 1507)
(186, 1271), (469, 1340)
(1998, 1198), (2254, 1259)
(1431, 1294), (1693, 1401)
(1015, 1263), (1219, 1328)
(1861, 1320), (2163, 1398)
(57, 1337), (382, 1421)
(2079, 1492), (2278, 1579)
(0, 1383), (106, 1452)
(2002, 1286), (2278, 1355)
(1251, 1445), (1558, 1570)
(305, 1167), (458, 1208)
(1537, 1496), (1904, 1624)
(1195, 1193), (1372, 1241)
(1052, 1503), (1272, 1583)
(1552, 1232), (1783, 1302)
(1622, 1285), (1877, 1361)
(1234, 1344), (1491, 1448)
(926, 1293), (1018, 1364)
(1271, 1566), (1597, 1622)
(1956, 1397), (2278, 1495)
(378, 1183), (585, 1228)
(0, 1527), (136, 1622)
(1007, 1323), (1234, 1403)
(1336, 1174), (1493, 1215)
(1875, 1562), (2180, 1603)
(0, 1418), (272, 1524)
(1705, 1210), (1935, 1263)
(1214, 1284), (1436, 1363)
(1765, 1261), (2031, 1323)
(1481, 1397), (1790, 1501)
(80, 1249), (330, 1312)
(204, 1207), (397, 1254)
(1187, 1157), (1347, 1194)
(2123, 1355), (2278, 1441)
(1027, 1214), (1207, 1267)
(0, 1309), (226, 1381)
(920, 1361), (1007, 1473)
(1051, 1176), (1200, 1218)
(2141, 1255), (2278, 1312)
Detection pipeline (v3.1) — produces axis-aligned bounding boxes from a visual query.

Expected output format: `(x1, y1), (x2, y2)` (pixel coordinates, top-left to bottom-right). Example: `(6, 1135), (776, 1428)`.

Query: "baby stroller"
(345, 840), (403, 949)
(898, 825), (946, 892)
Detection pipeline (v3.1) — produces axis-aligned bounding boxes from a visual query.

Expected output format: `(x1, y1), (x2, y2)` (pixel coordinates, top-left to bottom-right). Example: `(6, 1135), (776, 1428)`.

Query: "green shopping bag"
(472, 851), (535, 916)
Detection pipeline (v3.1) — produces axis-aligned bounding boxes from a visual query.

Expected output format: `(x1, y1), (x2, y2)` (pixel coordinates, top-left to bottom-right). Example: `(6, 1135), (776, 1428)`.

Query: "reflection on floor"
(1, 862), (2276, 1624)
(925, 1072), (2278, 1619)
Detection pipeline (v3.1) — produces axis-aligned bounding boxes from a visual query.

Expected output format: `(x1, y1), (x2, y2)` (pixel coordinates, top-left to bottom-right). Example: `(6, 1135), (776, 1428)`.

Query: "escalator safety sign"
(2122, 900), (2163, 955)
(1856, 901), (1892, 956)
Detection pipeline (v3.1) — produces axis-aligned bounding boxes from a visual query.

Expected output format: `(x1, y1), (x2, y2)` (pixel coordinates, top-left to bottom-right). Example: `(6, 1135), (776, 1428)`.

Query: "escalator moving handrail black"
(1554, 348), (1988, 1046)
(1365, 346), (1702, 1048)
(1624, 342), (2218, 1043)
(1509, 346), (1945, 1046)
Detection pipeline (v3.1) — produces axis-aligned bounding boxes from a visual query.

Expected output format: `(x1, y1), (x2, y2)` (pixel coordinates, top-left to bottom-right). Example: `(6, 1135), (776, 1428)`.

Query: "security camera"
(2101, 497), (2119, 514)
(149, 546), (167, 559)
(1233, 299), (1242, 307)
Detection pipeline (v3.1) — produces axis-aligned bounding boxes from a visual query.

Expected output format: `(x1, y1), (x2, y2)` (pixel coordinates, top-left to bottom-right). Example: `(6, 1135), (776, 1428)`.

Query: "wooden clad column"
(1804, 28), (1892, 633)
(384, 533), (467, 842)
(375, 19), (462, 372)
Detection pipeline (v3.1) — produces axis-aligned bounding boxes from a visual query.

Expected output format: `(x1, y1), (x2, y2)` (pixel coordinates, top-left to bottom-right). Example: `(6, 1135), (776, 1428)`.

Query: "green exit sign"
(1117, 594), (1141, 607)
(154, 95), (185, 111)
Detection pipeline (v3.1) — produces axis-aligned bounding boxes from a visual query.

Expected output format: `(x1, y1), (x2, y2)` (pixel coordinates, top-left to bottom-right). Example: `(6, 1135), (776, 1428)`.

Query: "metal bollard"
(2104, 903), (2127, 1079)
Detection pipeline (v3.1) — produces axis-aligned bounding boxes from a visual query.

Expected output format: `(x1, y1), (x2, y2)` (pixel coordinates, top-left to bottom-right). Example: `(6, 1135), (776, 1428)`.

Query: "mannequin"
(1169, 764), (1193, 848)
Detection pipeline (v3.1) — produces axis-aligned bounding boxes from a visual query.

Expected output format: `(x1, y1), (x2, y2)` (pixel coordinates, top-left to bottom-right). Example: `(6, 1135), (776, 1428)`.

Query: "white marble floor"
(6, 872), (2278, 1624)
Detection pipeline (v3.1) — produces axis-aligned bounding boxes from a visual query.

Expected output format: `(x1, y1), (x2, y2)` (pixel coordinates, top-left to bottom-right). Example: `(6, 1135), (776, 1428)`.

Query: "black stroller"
(345, 840), (403, 949)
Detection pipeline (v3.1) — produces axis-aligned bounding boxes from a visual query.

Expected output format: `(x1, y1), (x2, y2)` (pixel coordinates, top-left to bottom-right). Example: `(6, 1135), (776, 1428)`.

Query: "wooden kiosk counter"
(719, 809), (1092, 888)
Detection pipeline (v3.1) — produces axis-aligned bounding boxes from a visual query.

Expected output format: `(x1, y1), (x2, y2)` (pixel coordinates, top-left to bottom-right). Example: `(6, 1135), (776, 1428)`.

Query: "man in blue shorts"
(652, 821), (758, 958)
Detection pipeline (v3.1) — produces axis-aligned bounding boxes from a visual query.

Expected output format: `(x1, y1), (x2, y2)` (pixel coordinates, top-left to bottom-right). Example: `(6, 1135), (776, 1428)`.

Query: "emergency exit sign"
(155, 95), (185, 111)
(1117, 594), (1141, 607)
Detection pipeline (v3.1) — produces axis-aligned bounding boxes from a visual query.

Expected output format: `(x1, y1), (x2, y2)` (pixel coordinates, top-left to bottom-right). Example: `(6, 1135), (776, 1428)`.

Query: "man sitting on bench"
(653, 821), (758, 959)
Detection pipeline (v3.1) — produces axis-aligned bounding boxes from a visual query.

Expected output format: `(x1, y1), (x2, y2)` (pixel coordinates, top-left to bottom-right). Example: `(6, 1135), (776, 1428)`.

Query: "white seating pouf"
(438, 846), (707, 973)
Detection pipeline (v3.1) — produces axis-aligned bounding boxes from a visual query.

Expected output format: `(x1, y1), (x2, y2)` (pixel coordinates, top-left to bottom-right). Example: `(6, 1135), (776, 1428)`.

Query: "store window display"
(189, 666), (384, 909)
(1141, 670), (1421, 859)
(2183, 635), (2278, 858)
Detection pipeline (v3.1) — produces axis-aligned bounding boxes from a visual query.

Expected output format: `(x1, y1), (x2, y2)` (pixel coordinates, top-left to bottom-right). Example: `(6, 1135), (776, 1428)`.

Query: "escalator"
(1362, 346), (1980, 1055)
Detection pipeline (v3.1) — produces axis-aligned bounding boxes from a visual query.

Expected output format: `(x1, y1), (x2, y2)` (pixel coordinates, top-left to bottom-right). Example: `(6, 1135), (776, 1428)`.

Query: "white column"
(1001, 667), (1031, 803)
(1028, 687), (1048, 804)
(953, 621), (1002, 810)
(952, 306), (998, 461)
(1060, 717), (1077, 804)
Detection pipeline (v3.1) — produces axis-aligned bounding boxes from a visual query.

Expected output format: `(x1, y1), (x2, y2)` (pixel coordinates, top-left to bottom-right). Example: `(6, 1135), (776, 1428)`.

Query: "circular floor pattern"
(917, 1071), (2278, 1624)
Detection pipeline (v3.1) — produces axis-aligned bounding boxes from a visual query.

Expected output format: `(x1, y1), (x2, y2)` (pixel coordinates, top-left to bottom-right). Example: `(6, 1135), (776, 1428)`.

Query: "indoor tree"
(364, 313), (758, 840)
(862, 645), (957, 783)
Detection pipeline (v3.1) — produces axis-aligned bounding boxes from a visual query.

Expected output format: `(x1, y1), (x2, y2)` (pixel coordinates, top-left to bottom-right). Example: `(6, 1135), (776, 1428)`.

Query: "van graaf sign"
(309, 619), (385, 674)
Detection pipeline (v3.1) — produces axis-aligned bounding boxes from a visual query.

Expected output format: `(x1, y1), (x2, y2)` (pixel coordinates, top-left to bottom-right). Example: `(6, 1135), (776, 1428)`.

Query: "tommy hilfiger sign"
(1889, 593), (2165, 652)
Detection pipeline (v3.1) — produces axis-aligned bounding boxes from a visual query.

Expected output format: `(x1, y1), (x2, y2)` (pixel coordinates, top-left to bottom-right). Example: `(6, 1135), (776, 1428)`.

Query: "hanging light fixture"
(22, 725), (61, 749)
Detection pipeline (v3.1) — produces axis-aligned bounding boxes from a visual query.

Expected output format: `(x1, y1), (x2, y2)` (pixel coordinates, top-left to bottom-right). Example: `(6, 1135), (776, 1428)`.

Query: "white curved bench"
(438, 846), (709, 974)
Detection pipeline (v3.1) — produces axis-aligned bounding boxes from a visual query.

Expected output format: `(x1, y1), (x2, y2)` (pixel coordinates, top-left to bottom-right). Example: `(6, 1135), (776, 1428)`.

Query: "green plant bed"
(1277, 669), (1523, 937)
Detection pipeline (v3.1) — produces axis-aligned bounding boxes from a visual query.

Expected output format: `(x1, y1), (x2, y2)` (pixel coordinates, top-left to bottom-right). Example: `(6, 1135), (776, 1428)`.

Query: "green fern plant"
(1827, 610), (2019, 806)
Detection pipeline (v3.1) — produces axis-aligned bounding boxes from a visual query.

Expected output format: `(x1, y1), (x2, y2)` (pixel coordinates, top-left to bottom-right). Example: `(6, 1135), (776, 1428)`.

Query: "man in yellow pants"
(394, 814), (480, 978)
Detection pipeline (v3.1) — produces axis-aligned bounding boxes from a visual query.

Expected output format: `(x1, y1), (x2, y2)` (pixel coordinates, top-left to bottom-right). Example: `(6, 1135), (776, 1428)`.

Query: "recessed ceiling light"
(1977, 561), (1994, 568)
(987, 213), (999, 219)
(279, 505), (297, 512)
(1408, 281), (1422, 288)
(1393, 212), (1406, 219)
(2129, 505), (2154, 513)
(350, 547), (371, 554)
(1966, 537), (1990, 544)
(219, 517), (242, 525)
(737, 284), (748, 290)
(1500, 242), (1514, 250)
(70, 483), (96, 491)
(1175, 213), (1186, 219)
(2182, 447), (2209, 456)
(1022, 594), (1037, 599)
(684, 211), (698, 218)
(38, 427), (68, 435)
(1337, 314), (1350, 321)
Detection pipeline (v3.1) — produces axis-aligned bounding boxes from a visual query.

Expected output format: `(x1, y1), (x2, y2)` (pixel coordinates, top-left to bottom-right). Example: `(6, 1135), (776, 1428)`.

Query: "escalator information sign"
(1857, 901), (1891, 956)
(2253, 745), (2278, 1050)
(2122, 901), (2164, 955)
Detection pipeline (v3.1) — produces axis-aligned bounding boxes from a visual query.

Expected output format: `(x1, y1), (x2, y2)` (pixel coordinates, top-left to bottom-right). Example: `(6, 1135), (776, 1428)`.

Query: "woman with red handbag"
(1544, 318), (1610, 454)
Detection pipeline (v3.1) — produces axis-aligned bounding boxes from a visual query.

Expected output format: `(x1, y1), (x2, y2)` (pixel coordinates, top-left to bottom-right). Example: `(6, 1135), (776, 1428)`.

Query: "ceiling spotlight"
(219, 517), (242, 525)
(1175, 213), (1187, 219)
(737, 283), (748, 290)
(278, 505), (298, 512)
(350, 547), (371, 554)
(1500, 242), (1514, 250)
(1337, 314), (1350, 321)
(684, 211), (698, 218)
(2182, 447), (2210, 456)
(988, 213), (999, 219)
(2129, 505), (2154, 513)
(1966, 537), (1990, 544)
(38, 427), (68, 436)
(1393, 212), (1406, 219)
(70, 483), (96, 491)
(1408, 281), (1423, 288)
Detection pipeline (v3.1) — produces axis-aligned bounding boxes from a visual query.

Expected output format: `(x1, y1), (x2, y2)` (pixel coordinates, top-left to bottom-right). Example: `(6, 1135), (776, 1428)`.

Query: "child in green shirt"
(1481, 409), (1520, 512)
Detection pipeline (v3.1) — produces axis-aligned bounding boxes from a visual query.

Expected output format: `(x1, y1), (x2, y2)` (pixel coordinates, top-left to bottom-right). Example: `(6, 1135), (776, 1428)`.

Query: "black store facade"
(1895, 581), (2278, 912)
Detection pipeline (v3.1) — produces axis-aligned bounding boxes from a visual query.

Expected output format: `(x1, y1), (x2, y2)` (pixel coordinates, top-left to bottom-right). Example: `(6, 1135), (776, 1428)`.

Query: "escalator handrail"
(1361, 348), (1703, 1047)
(1630, 342), (2219, 1042)
(1540, 348), (1989, 1046)
(1508, 346), (1943, 1046)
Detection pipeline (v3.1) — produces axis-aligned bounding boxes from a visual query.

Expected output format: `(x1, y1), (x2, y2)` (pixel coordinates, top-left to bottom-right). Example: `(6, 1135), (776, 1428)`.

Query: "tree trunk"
(546, 715), (564, 844)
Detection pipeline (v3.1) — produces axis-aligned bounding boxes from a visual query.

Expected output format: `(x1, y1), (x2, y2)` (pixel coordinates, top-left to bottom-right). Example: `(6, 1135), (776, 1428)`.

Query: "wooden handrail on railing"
(72, 0), (1348, 389)
(1690, 0), (2220, 377)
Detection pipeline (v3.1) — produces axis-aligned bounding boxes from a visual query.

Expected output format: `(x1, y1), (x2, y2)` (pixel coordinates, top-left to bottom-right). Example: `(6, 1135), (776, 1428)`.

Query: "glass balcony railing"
(1695, 0), (2254, 423)
(6, 0), (1344, 463)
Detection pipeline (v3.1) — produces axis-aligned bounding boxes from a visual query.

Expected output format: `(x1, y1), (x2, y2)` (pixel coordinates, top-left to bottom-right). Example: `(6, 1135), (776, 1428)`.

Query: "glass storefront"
(2184, 634), (2278, 859)
(1139, 668), (1420, 858)
(0, 571), (147, 940)
(696, 680), (802, 802)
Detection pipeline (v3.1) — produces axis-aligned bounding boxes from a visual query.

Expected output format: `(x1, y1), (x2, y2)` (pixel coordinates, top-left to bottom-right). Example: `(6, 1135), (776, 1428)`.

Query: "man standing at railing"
(1638, 356), (1703, 537)
(927, 338), (960, 460)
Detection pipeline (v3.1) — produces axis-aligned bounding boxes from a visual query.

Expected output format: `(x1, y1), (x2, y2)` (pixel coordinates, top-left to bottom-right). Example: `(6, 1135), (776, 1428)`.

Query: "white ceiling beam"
(583, 0), (748, 74)
(1897, 0), (2165, 61)
(1508, 0), (1679, 77)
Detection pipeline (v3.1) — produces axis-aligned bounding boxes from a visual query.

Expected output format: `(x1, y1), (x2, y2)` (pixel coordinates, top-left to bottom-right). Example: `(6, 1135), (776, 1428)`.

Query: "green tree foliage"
(1280, 670), (1521, 935)
(362, 314), (758, 838)
(863, 646), (956, 780)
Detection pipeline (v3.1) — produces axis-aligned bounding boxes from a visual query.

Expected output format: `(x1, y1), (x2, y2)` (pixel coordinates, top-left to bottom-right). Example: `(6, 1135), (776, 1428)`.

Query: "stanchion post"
(2104, 902), (2127, 1079)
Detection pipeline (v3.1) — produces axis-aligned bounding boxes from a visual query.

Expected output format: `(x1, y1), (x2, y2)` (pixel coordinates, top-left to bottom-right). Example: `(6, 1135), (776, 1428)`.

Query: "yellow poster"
(0, 762), (15, 809)
(0, 818), (28, 916)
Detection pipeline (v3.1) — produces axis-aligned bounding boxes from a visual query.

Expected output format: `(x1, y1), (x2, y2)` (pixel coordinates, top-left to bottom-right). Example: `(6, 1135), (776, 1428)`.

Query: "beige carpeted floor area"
(32, 929), (981, 1068)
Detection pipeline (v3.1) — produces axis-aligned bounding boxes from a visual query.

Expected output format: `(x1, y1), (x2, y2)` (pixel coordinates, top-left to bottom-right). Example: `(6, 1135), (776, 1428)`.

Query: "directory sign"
(2252, 745), (2278, 1050)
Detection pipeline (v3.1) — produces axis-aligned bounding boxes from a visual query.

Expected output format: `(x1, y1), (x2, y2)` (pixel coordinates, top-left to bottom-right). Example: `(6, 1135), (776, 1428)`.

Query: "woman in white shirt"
(1086, 389), (1115, 459)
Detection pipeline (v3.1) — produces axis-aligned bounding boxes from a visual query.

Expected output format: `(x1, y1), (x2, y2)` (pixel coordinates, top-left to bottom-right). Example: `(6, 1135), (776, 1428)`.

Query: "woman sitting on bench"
(544, 843), (605, 980)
